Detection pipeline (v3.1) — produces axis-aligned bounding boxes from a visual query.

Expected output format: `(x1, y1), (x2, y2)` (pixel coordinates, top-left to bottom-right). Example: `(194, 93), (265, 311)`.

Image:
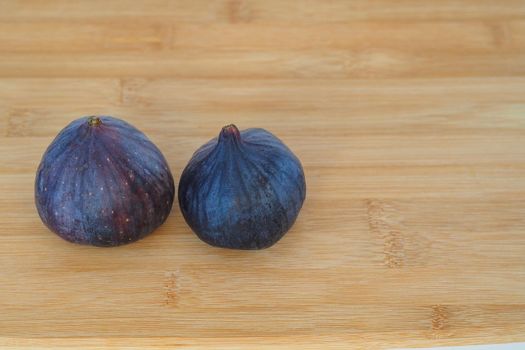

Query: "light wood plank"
(2, 20), (524, 53)
(2, 0), (525, 22)
(1, 51), (525, 78)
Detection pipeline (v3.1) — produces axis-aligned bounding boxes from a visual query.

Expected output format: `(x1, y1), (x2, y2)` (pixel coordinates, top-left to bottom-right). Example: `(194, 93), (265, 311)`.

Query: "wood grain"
(0, 1), (524, 349)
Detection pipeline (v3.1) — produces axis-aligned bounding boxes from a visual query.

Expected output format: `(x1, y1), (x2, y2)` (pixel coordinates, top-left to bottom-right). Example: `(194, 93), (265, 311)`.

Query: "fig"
(178, 124), (306, 249)
(35, 116), (175, 247)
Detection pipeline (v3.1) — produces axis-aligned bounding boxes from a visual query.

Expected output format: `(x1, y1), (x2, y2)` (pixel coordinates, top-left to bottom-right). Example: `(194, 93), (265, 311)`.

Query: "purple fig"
(35, 116), (174, 247)
(178, 124), (306, 249)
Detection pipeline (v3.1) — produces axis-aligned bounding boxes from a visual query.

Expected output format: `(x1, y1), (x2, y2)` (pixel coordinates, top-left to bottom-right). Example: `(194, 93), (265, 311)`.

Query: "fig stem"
(219, 124), (241, 144)
(87, 116), (102, 127)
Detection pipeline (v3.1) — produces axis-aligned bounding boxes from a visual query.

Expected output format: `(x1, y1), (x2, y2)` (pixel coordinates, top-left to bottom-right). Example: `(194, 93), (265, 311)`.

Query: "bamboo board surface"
(1, 1), (525, 349)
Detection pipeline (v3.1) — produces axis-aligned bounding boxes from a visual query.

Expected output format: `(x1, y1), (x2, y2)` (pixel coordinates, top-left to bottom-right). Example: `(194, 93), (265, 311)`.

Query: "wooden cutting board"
(1, 1), (524, 349)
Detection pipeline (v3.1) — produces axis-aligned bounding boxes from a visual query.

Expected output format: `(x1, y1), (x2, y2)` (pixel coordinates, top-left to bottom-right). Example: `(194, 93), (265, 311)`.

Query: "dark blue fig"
(178, 124), (306, 249)
(35, 116), (175, 247)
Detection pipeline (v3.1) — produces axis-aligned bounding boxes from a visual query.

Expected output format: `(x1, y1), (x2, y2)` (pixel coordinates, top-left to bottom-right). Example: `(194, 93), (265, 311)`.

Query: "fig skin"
(178, 124), (306, 250)
(35, 116), (175, 247)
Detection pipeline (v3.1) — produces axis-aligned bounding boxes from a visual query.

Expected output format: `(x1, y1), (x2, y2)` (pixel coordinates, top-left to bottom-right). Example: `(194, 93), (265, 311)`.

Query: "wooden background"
(1, 1), (525, 349)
